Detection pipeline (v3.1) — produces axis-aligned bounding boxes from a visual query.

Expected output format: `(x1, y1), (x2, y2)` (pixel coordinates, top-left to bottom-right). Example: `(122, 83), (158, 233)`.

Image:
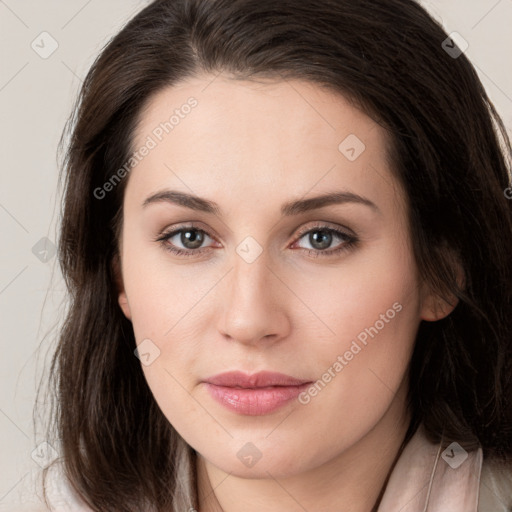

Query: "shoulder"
(378, 423), (511, 512)
(33, 462), (93, 512)
(478, 457), (512, 512)
(0, 461), (93, 512)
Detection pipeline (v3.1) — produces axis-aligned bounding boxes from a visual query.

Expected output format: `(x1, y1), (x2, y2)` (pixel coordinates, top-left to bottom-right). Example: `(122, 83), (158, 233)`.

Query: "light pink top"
(378, 423), (482, 511)
(19, 423), (512, 511)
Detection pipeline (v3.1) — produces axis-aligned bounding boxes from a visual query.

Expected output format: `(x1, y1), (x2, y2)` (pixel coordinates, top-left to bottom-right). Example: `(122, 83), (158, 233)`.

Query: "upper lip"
(204, 371), (312, 388)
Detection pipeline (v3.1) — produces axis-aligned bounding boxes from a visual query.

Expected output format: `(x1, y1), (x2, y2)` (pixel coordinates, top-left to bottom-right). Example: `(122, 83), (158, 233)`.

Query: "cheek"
(285, 291), (420, 476)
(121, 232), (205, 340)
(290, 240), (421, 411)
(290, 236), (420, 352)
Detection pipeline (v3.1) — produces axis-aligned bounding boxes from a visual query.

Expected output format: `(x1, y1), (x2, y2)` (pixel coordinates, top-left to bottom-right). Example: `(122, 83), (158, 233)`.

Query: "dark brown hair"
(42, 0), (512, 510)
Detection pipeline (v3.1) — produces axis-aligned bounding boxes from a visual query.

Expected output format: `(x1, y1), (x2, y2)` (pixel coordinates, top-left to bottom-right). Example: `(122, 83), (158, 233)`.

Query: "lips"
(203, 371), (313, 416)
(204, 370), (311, 388)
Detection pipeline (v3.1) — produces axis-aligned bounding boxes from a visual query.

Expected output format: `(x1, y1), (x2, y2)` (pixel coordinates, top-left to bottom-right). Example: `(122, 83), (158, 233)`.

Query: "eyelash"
(154, 222), (359, 259)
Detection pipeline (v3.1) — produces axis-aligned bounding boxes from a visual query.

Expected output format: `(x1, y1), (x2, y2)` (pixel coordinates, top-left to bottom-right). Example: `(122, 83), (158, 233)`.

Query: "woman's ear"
(112, 253), (132, 321)
(420, 250), (465, 322)
(420, 289), (458, 322)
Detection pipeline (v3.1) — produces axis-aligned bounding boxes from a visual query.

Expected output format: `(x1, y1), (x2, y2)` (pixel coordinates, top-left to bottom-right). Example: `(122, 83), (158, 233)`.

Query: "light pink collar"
(378, 424), (482, 511)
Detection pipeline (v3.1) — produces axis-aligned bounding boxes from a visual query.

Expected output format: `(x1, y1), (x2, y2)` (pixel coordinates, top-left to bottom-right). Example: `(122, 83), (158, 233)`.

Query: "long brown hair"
(41, 0), (512, 510)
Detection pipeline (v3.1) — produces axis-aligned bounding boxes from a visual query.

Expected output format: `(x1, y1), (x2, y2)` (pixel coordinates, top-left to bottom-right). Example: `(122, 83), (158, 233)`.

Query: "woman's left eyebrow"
(142, 189), (381, 217)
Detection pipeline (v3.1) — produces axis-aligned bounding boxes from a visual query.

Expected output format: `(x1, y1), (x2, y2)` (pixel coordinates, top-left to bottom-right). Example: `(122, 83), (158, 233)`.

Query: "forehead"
(134, 74), (386, 149)
(127, 74), (403, 216)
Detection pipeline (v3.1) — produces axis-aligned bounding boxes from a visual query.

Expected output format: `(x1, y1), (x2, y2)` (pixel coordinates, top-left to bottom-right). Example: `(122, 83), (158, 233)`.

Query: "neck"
(195, 382), (412, 512)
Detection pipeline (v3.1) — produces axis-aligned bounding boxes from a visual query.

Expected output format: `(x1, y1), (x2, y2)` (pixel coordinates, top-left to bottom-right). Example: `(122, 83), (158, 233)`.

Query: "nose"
(216, 249), (291, 347)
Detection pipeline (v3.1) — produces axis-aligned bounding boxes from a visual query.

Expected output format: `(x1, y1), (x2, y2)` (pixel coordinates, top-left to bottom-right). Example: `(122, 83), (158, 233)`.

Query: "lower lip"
(204, 382), (311, 416)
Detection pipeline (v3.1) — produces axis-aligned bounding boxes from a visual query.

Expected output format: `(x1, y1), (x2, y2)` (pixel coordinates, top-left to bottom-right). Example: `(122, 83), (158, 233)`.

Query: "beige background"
(0, 0), (511, 507)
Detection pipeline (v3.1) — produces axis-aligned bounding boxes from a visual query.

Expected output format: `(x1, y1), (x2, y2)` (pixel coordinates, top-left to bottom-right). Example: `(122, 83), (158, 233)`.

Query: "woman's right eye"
(155, 226), (216, 257)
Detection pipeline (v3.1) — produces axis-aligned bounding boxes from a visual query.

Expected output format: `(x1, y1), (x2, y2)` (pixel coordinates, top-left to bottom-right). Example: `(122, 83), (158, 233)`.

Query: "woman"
(39, 0), (512, 510)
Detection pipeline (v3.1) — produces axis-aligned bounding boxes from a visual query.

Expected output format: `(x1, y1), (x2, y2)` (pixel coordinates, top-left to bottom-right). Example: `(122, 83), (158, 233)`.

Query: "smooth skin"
(115, 74), (455, 512)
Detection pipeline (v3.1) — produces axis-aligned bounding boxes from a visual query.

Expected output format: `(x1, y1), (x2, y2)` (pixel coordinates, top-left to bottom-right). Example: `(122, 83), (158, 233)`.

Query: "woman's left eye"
(155, 224), (358, 258)
(292, 226), (358, 257)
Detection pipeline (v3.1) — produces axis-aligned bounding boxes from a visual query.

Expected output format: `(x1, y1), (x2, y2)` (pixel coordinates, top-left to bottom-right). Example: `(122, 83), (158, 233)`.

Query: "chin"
(202, 438), (322, 480)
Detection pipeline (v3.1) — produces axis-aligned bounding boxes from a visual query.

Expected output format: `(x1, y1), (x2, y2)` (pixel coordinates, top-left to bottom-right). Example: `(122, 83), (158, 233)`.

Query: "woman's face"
(116, 74), (447, 479)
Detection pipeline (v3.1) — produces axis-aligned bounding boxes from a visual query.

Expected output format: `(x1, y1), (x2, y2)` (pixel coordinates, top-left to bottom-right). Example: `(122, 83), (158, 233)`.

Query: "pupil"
(311, 230), (331, 250)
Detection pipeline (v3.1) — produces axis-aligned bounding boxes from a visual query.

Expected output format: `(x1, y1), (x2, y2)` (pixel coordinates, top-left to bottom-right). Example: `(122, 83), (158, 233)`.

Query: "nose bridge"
(217, 240), (288, 344)
(229, 229), (274, 299)
(232, 244), (270, 301)
(230, 241), (274, 316)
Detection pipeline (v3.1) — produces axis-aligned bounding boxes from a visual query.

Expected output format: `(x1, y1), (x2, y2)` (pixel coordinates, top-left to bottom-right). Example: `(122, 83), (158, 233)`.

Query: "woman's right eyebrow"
(141, 189), (381, 217)
(142, 189), (220, 215)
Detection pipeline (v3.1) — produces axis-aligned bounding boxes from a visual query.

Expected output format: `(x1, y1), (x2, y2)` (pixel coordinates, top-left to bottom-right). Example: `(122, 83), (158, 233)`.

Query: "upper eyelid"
(294, 221), (354, 237)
